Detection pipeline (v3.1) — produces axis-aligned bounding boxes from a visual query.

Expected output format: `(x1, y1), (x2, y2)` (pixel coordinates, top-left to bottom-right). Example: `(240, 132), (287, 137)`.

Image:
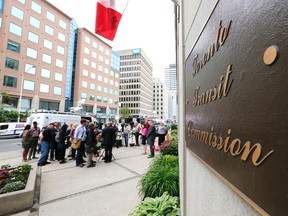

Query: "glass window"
(109, 80), (114, 85)
(41, 68), (50, 78)
(97, 96), (101, 102)
(90, 83), (95, 90)
(109, 89), (113, 94)
(115, 90), (118, 96)
(54, 87), (62, 95)
(105, 50), (110, 55)
(83, 58), (89, 65)
(28, 31), (39, 43)
(98, 65), (103, 71)
(40, 84), (49, 93)
(26, 47), (37, 59)
(92, 52), (97, 58)
(9, 23), (22, 36)
(104, 78), (108, 83)
(115, 82), (118, 87)
(89, 94), (95, 101)
(82, 81), (88, 88)
(0, 17), (2, 28)
(85, 36), (90, 43)
(45, 25), (54, 36)
(30, 16), (40, 28)
(5, 57), (19, 70)
(105, 59), (109, 65)
(46, 11), (55, 22)
(110, 71), (114, 76)
(23, 80), (35, 90)
(3, 75), (17, 87)
(83, 69), (88, 76)
(81, 93), (87, 99)
(59, 19), (67, 29)
(104, 87), (108, 93)
(105, 68), (109, 74)
(91, 73), (96, 79)
(56, 59), (64, 68)
(109, 98), (113, 104)
(98, 75), (102, 81)
(99, 55), (103, 61)
(57, 45), (64, 55)
(55, 72), (63, 81)
(103, 97), (108, 103)
(11, 6), (24, 20)
(115, 73), (119, 78)
(93, 41), (97, 48)
(31, 1), (42, 14)
(18, 0), (25, 4)
(58, 32), (65, 42)
(25, 64), (36, 75)
(91, 62), (96, 69)
(44, 39), (52, 50)
(7, 40), (21, 52)
(99, 46), (104, 52)
(84, 47), (89, 54)
(42, 53), (51, 64)
(97, 86), (102, 91)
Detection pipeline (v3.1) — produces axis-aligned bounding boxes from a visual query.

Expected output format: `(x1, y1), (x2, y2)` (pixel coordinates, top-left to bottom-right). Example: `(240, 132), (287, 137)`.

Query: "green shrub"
(171, 129), (178, 137)
(129, 192), (180, 216)
(139, 155), (179, 198)
(170, 123), (177, 130)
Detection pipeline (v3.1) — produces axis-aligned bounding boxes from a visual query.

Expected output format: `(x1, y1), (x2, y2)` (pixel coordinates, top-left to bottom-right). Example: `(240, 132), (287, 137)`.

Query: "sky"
(47, 0), (176, 81)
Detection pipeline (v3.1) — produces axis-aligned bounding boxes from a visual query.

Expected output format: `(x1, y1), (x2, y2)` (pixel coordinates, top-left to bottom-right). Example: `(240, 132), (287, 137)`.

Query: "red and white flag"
(95, 0), (129, 41)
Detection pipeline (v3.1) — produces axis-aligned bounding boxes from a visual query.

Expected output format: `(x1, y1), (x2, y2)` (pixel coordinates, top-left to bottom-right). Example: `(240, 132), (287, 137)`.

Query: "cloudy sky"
(48, 0), (176, 81)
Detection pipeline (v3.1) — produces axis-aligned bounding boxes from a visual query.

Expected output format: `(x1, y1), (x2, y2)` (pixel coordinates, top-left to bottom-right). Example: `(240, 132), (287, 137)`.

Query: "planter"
(0, 164), (37, 215)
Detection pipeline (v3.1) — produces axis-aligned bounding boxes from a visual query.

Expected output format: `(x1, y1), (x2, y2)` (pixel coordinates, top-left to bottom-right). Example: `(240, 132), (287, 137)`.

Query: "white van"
(26, 111), (81, 129)
(0, 122), (26, 138)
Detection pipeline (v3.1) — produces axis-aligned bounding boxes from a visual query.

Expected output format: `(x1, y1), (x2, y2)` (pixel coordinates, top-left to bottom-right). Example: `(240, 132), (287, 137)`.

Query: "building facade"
(117, 48), (153, 118)
(165, 64), (177, 91)
(164, 64), (177, 120)
(0, 0), (120, 123)
(74, 28), (120, 123)
(152, 77), (168, 120)
(0, 0), (72, 112)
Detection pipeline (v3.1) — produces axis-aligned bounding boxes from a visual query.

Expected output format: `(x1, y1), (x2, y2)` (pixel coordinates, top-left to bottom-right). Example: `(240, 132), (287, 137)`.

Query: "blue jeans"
(38, 141), (50, 164)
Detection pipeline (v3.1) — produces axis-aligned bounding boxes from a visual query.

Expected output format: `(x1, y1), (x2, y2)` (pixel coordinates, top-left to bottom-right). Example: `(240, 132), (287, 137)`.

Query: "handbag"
(71, 139), (81, 150)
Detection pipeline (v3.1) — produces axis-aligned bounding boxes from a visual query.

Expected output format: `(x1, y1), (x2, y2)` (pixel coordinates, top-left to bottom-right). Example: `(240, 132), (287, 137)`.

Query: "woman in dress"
(57, 124), (68, 164)
(22, 124), (32, 162)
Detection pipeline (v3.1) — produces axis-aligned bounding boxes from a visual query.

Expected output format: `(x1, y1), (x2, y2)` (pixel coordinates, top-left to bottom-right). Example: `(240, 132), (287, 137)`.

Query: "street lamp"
(17, 65), (36, 122)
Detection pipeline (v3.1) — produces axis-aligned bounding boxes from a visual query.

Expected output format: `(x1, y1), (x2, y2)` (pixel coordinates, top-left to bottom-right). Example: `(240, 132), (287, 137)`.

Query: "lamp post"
(18, 65), (36, 122)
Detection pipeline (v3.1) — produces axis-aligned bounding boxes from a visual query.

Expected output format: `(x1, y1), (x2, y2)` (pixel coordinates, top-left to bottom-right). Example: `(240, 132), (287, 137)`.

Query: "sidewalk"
(1, 143), (159, 216)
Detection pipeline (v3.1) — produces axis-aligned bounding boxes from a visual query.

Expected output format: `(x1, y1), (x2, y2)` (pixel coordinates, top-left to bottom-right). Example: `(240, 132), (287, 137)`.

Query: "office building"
(152, 77), (168, 120)
(117, 48), (153, 117)
(165, 64), (177, 91)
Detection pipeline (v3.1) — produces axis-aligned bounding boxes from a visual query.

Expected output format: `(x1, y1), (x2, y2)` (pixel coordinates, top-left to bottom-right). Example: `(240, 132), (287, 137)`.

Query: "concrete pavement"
(0, 143), (159, 216)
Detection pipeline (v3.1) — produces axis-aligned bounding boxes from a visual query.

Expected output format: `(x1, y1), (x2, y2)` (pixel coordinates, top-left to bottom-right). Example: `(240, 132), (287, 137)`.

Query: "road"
(0, 138), (22, 161)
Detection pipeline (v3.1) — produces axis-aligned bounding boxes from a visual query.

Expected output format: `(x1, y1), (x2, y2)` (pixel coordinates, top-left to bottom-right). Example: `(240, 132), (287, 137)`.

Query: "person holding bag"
(74, 119), (87, 167)
(85, 123), (97, 168)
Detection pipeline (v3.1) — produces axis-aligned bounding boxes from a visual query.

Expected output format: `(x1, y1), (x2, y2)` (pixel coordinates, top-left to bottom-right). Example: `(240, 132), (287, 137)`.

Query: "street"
(0, 138), (22, 161)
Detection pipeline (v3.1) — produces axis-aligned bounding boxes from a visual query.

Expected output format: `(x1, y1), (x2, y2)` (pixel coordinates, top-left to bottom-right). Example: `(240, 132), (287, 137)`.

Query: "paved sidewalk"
(1, 144), (159, 216)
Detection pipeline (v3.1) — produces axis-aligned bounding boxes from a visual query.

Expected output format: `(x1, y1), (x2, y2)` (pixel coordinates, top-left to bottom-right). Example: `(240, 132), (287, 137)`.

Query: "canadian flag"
(95, 0), (129, 41)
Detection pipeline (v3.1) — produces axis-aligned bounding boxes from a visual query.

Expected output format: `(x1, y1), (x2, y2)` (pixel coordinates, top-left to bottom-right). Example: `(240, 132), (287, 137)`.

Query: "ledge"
(0, 164), (37, 215)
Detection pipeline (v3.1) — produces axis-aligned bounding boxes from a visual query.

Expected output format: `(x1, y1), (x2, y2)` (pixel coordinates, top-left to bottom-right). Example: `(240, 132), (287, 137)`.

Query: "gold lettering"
(208, 127), (214, 145)
(217, 134), (224, 150)
(217, 75), (224, 99)
(223, 65), (233, 96)
(229, 138), (241, 156)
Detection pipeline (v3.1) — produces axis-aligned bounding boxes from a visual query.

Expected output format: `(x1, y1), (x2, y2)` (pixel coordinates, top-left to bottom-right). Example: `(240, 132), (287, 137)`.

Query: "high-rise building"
(0, 0), (120, 123)
(117, 48), (153, 118)
(165, 64), (177, 91)
(74, 28), (120, 123)
(152, 78), (168, 120)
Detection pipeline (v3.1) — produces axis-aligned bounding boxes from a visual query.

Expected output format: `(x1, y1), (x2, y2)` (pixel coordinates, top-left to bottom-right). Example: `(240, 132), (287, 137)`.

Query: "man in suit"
(146, 120), (156, 158)
(101, 122), (116, 163)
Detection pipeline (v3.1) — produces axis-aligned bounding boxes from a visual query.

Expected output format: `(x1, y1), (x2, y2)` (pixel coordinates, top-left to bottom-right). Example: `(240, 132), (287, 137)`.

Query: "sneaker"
(37, 163), (46, 166)
(32, 157), (38, 159)
(77, 164), (84, 167)
(147, 155), (154, 158)
(87, 164), (95, 168)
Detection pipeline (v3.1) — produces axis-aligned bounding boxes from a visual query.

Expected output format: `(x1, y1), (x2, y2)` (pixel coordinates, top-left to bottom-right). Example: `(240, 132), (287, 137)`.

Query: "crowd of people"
(21, 119), (169, 168)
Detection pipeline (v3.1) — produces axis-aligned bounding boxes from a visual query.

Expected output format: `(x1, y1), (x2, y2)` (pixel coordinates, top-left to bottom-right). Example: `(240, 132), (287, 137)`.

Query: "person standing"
(22, 125), (32, 162)
(140, 122), (149, 155)
(85, 122), (97, 168)
(147, 120), (156, 158)
(123, 123), (129, 147)
(57, 124), (68, 164)
(28, 121), (40, 160)
(67, 123), (77, 160)
(157, 122), (167, 146)
(74, 119), (87, 167)
(50, 122), (61, 161)
(101, 122), (116, 163)
(133, 121), (141, 146)
(38, 123), (54, 166)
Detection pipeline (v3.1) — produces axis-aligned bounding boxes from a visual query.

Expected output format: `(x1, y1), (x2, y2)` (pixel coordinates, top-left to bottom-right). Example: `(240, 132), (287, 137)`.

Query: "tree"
(119, 106), (131, 119)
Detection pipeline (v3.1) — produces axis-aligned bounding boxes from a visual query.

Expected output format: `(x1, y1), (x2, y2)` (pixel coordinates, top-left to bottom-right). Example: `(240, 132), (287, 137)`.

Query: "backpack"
(55, 132), (60, 142)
